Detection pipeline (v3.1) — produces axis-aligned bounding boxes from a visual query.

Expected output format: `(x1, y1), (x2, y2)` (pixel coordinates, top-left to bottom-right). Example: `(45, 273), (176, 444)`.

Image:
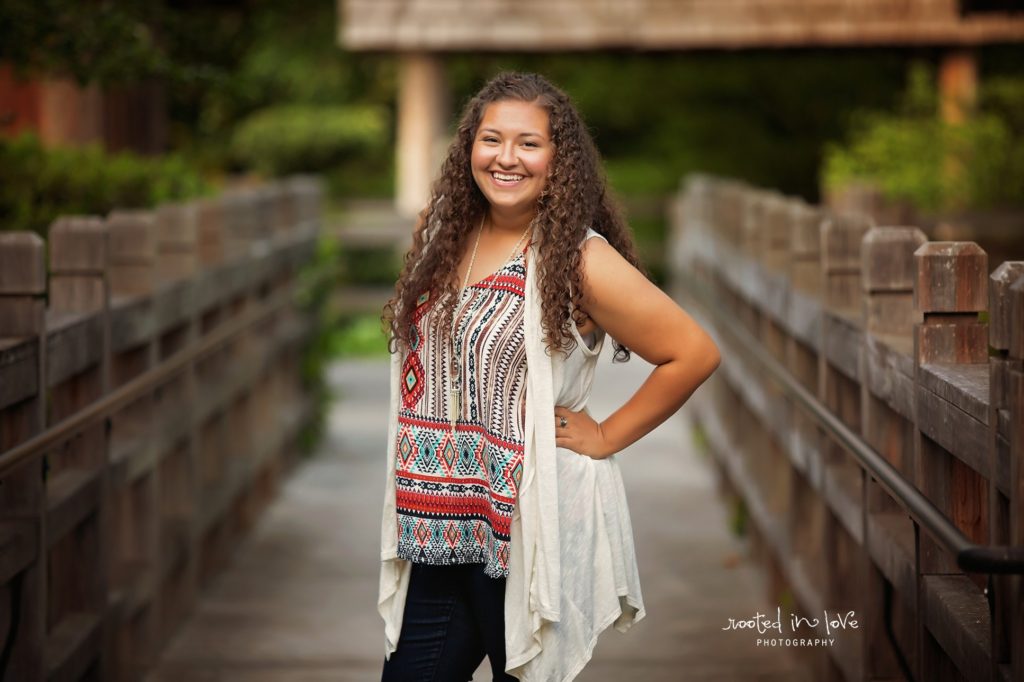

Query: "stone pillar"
(396, 52), (450, 219)
(939, 49), (978, 211)
(939, 49), (978, 126)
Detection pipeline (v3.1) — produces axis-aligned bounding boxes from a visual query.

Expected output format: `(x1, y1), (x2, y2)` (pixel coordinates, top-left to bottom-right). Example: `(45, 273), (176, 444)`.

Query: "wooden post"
(156, 202), (198, 283)
(196, 197), (225, 267)
(862, 227), (927, 342)
(0, 231), (47, 680)
(47, 217), (111, 681)
(987, 262), (1024, 680)
(1006, 274), (1024, 682)
(107, 210), (157, 299)
(859, 226), (927, 681)
(913, 241), (989, 682)
(396, 52), (449, 219)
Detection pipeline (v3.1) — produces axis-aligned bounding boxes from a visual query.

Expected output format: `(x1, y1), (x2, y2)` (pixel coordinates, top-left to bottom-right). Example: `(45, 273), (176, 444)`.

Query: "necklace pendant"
(449, 388), (460, 428)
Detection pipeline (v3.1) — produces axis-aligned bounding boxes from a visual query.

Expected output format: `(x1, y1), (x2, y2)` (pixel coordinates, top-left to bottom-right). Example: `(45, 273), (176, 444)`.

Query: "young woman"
(379, 71), (721, 681)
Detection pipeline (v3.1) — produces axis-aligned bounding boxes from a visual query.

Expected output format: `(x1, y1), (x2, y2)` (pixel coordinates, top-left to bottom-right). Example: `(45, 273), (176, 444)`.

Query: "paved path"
(146, 348), (810, 681)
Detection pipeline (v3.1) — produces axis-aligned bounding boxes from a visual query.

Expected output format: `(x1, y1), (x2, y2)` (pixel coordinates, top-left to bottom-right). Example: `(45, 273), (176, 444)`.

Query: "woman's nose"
(496, 143), (517, 167)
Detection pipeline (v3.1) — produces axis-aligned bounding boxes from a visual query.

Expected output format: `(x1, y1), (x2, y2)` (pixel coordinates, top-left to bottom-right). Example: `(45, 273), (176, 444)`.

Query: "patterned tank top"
(394, 242), (529, 579)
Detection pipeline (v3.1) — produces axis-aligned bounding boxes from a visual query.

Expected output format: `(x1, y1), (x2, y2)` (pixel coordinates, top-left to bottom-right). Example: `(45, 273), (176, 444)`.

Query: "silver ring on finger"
(559, 416), (568, 428)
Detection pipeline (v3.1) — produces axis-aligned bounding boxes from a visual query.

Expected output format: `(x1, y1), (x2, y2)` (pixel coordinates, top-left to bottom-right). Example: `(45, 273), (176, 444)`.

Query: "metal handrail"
(676, 267), (1024, 575)
(0, 272), (318, 480)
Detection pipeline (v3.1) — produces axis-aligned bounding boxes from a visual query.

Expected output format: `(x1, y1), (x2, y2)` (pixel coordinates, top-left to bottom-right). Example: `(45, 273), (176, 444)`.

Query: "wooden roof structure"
(339, 0), (1024, 51)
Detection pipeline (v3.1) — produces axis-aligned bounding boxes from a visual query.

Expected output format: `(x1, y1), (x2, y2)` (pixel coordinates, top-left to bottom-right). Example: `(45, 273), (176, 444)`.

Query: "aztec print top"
(394, 241), (530, 579)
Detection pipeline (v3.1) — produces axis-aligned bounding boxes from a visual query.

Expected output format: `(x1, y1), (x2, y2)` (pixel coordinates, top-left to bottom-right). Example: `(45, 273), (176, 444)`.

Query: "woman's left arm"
(554, 237), (721, 459)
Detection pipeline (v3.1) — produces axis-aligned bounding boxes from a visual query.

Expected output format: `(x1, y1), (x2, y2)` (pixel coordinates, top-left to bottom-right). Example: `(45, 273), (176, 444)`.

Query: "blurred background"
(3, 2), (1024, 681)
(4, 0), (1023, 358)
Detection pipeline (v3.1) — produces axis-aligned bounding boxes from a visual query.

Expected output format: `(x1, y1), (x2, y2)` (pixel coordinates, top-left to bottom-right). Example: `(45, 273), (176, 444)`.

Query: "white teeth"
(493, 172), (524, 181)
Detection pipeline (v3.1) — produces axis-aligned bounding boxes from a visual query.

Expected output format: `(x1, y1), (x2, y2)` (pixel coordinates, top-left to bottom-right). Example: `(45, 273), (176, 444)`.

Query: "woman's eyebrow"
(479, 127), (546, 139)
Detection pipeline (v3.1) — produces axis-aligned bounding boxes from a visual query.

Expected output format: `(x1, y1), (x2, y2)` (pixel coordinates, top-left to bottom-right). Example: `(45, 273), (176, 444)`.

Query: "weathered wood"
(822, 211), (873, 316)
(918, 363), (990, 426)
(914, 241), (988, 316)
(862, 227), (927, 338)
(340, 0), (1024, 51)
(156, 201), (198, 282)
(822, 312), (861, 383)
(0, 177), (323, 682)
(672, 174), (1021, 682)
(0, 232), (47, 295)
(920, 575), (992, 680)
(107, 210), (157, 299)
(988, 262), (1024, 352)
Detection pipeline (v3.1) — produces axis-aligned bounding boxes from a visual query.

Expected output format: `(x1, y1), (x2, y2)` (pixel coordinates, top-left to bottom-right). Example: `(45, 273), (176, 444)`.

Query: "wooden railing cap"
(861, 227), (927, 292)
(989, 262), (1024, 353)
(0, 232), (46, 295)
(106, 210), (157, 262)
(821, 211), (873, 271)
(1009, 275), (1024, 360)
(913, 241), (988, 314)
(49, 217), (108, 272)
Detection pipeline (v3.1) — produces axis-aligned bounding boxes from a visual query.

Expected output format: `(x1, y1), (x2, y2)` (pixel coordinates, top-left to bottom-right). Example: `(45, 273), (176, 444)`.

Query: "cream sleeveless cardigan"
(379, 228), (646, 681)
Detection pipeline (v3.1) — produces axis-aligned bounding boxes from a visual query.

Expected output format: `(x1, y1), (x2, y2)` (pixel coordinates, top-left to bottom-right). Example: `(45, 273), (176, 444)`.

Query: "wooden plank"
(786, 287), (820, 351)
(44, 312), (104, 387)
(865, 511), (916, 608)
(109, 296), (156, 352)
(45, 469), (101, 547)
(44, 611), (102, 682)
(916, 385), (989, 479)
(0, 520), (37, 585)
(863, 334), (915, 422)
(920, 575), (992, 679)
(822, 313), (862, 383)
(822, 459), (863, 544)
(0, 338), (39, 410)
(918, 363), (990, 426)
(152, 278), (198, 334)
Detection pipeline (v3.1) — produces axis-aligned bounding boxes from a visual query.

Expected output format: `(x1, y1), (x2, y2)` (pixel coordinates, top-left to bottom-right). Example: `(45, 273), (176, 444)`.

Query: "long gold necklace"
(447, 215), (532, 433)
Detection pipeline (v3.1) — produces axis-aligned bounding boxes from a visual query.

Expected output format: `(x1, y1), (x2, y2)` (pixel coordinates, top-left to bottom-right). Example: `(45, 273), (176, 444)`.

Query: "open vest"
(379, 227), (645, 681)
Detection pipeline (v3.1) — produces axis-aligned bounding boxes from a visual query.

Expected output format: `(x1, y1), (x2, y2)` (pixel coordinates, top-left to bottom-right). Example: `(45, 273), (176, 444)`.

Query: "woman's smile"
(490, 170), (527, 187)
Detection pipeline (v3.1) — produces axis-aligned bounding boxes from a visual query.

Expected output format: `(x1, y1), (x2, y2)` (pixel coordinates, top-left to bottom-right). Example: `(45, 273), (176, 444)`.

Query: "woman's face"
(471, 99), (554, 218)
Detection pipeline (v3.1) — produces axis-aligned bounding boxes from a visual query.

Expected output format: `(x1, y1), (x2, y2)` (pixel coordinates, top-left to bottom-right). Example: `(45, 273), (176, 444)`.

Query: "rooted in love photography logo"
(721, 607), (859, 647)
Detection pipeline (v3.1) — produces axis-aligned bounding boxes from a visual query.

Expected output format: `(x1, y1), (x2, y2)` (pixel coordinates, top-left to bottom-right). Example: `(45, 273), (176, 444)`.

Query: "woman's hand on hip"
(554, 406), (614, 459)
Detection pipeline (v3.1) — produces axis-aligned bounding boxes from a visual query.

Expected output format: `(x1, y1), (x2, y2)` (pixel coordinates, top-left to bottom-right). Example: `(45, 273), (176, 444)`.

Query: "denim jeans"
(381, 562), (517, 681)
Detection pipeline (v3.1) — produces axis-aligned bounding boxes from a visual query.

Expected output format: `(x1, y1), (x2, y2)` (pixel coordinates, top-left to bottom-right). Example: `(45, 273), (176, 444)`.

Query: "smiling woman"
(378, 71), (721, 682)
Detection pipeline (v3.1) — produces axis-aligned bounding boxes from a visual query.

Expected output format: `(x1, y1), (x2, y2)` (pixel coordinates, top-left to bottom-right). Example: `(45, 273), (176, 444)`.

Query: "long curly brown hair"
(383, 71), (646, 362)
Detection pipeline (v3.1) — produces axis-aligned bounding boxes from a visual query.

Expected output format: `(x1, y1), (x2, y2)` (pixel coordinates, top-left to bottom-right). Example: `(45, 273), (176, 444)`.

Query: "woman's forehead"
(478, 100), (551, 138)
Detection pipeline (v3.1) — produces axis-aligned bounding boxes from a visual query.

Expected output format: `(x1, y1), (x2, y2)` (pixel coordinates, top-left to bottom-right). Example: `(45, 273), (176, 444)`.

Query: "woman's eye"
(483, 137), (498, 143)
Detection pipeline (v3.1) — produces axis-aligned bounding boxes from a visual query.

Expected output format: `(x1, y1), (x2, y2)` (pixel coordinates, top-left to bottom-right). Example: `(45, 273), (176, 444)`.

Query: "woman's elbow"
(702, 339), (722, 378)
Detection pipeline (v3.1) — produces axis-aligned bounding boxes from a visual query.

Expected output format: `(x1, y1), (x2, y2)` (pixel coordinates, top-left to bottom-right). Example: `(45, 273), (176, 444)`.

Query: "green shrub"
(823, 63), (1024, 213)
(0, 133), (207, 235)
(230, 104), (389, 176)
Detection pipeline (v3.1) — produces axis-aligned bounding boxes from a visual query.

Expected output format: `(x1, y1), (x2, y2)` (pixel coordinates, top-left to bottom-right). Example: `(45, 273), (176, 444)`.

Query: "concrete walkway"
(146, 348), (810, 681)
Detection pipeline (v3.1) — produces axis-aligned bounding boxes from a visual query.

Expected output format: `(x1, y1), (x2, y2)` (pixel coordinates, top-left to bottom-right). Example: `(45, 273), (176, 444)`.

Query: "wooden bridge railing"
(0, 176), (324, 682)
(669, 174), (1024, 682)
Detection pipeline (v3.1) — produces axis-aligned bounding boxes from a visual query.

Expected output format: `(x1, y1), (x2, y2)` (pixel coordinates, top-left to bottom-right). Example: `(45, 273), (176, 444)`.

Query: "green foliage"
(0, 133), (208, 235)
(230, 105), (389, 176)
(823, 63), (1024, 213)
(448, 50), (907, 202)
(329, 313), (391, 358)
(0, 0), (250, 91)
(295, 232), (345, 454)
(730, 495), (748, 538)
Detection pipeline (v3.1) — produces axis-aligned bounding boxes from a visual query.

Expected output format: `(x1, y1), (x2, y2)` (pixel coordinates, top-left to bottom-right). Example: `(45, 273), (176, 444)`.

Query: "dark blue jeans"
(381, 562), (517, 681)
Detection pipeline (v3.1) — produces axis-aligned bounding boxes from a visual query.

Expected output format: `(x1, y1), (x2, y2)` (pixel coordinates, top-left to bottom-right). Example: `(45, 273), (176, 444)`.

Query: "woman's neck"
(486, 206), (535, 236)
